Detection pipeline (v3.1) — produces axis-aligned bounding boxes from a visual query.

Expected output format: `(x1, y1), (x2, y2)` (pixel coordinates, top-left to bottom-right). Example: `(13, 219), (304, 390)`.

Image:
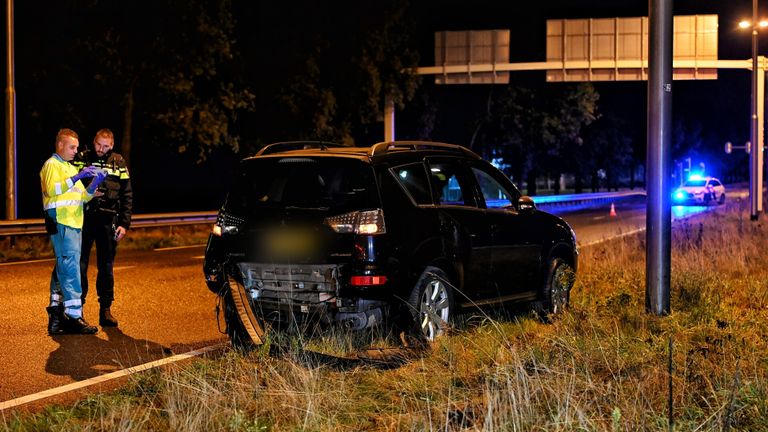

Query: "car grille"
(236, 263), (340, 305)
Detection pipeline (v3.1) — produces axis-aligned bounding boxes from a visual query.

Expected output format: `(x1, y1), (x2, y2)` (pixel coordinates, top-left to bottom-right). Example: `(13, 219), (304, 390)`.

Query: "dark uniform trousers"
(80, 211), (116, 307)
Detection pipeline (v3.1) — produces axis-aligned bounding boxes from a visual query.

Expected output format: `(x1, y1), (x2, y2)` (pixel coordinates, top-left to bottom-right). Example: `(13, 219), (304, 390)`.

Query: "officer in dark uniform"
(74, 128), (133, 327)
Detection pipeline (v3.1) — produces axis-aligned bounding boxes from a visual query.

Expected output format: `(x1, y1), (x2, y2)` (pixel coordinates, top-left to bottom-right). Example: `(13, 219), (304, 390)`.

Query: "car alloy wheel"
(409, 268), (453, 342)
(544, 258), (575, 315)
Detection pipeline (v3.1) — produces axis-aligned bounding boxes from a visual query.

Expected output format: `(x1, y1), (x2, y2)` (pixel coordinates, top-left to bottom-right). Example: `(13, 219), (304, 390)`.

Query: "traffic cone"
(609, 203), (617, 217)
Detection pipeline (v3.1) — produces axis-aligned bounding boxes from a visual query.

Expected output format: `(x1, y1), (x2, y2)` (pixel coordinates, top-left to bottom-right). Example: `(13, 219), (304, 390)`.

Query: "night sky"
(1, 0), (763, 217)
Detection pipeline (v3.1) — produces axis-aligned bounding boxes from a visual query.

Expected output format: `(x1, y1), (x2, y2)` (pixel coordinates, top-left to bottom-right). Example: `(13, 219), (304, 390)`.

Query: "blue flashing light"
(674, 190), (686, 201)
(687, 173), (703, 181)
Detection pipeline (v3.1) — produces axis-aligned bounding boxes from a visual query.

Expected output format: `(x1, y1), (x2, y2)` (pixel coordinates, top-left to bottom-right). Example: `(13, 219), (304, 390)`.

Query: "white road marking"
(579, 227), (646, 248)
(592, 216), (606, 220)
(113, 266), (136, 271)
(0, 258), (55, 267)
(0, 343), (226, 411)
(153, 244), (205, 252)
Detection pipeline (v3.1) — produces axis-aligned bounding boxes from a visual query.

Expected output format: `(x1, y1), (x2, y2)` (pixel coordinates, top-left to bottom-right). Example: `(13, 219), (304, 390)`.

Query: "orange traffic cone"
(609, 203), (617, 217)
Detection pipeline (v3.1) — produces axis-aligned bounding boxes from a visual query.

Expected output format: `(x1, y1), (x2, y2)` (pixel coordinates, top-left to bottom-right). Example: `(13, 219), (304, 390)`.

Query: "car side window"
(391, 163), (433, 205)
(471, 167), (513, 209)
(711, 180), (722, 188)
(427, 160), (476, 207)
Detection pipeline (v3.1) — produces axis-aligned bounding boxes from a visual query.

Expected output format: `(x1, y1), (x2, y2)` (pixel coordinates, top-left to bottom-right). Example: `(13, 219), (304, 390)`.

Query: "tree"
(581, 113), (634, 192)
(476, 83), (598, 195)
(280, 0), (420, 144)
(81, 0), (255, 164)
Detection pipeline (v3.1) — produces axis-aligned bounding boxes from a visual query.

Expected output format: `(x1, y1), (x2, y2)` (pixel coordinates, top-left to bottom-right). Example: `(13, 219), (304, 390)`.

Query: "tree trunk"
(526, 171), (537, 196)
(575, 173), (583, 194)
(553, 171), (561, 195)
(121, 85), (134, 168)
(591, 171), (599, 192)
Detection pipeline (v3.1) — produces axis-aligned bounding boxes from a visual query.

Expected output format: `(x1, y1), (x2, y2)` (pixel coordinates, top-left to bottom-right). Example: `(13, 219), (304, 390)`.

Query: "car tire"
(223, 273), (266, 350)
(407, 267), (454, 342)
(541, 258), (575, 316)
(718, 193), (726, 205)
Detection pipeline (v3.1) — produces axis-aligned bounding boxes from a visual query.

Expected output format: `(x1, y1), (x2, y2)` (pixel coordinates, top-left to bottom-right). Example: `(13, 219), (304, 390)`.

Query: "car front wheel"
(407, 267), (454, 342)
(542, 258), (575, 315)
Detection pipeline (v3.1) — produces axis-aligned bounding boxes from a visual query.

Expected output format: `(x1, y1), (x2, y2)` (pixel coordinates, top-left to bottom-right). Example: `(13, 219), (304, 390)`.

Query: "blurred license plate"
(263, 228), (316, 256)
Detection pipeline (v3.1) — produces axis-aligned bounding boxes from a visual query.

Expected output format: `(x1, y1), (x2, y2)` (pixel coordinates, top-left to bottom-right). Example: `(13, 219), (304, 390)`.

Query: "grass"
(0, 225), (212, 262)
(3, 200), (768, 430)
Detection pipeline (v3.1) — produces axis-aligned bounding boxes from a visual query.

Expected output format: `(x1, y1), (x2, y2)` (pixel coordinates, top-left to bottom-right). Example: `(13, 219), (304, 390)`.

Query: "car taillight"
(325, 209), (386, 235)
(349, 275), (388, 286)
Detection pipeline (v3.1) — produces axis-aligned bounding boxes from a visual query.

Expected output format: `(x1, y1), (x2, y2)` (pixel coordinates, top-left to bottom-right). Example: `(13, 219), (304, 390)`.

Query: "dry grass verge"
(3, 201), (767, 431)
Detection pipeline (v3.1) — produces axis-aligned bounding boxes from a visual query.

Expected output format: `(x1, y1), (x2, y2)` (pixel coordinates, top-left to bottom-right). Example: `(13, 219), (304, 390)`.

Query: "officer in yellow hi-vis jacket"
(40, 128), (107, 335)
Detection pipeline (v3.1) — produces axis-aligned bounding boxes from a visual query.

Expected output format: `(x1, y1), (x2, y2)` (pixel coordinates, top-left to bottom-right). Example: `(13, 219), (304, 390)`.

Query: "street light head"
(739, 20), (752, 29)
(760, 20), (768, 28)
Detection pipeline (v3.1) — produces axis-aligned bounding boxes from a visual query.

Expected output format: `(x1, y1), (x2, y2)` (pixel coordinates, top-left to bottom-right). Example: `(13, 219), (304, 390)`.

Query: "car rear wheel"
(223, 273), (266, 350)
(718, 193), (726, 205)
(542, 258), (575, 315)
(407, 267), (454, 342)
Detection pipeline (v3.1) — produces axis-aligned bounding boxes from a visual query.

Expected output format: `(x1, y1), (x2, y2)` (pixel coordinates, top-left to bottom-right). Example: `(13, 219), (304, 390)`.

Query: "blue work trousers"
(48, 217), (84, 319)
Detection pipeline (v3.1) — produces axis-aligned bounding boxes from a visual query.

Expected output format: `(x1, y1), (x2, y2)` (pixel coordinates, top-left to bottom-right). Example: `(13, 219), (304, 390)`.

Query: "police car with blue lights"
(673, 175), (726, 206)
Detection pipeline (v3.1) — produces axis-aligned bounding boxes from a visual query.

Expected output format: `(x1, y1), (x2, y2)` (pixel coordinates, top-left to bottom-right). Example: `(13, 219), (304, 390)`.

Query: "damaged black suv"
(203, 141), (577, 347)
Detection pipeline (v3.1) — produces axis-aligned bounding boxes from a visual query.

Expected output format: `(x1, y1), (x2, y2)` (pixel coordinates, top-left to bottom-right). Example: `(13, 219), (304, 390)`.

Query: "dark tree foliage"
(280, 0), (421, 144)
(79, 0), (255, 163)
(581, 113), (634, 192)
(475, 83), (599, 195)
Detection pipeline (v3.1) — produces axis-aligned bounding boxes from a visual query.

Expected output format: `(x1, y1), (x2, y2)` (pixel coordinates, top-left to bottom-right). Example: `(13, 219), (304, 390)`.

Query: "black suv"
(204, 141), (577, 347)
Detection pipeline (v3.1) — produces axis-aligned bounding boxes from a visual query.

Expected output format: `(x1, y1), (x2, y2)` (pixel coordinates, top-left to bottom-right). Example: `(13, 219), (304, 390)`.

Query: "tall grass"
(3, 200), (768, 431)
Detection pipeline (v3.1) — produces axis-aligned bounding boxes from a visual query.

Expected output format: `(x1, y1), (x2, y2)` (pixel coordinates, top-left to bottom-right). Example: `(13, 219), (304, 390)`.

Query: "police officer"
(74, 128), (133, 327)
(41, 128), (106, 334)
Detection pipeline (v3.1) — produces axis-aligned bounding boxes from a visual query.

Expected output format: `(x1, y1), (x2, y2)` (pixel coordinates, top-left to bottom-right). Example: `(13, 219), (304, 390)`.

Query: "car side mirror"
(518, 196), (536, 212)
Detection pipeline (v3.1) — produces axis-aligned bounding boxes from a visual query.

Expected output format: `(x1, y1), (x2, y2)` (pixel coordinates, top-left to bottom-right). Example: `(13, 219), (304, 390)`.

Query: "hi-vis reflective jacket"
(40, 154), (94, 229)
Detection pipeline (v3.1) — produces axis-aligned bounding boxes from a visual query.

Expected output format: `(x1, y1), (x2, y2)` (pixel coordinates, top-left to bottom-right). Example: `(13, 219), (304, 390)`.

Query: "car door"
(424, 157), (494, 302)
(469, 162), (542, 299)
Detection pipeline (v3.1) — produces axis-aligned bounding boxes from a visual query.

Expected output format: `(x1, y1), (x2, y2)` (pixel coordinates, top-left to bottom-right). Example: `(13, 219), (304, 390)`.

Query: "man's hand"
(86, 168), (108, 194)
(115, 226), (127, 242)
(72, 166), (99, 183)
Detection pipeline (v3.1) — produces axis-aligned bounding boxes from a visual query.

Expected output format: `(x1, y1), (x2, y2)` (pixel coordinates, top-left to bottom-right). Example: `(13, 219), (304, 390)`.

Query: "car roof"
(242, 140), (483, 164)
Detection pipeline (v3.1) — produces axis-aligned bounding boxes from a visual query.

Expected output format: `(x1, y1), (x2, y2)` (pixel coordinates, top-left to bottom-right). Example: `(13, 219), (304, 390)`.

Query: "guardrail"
(0, 211), (218, 236)
(532, 190), (646, 207)
(0, 190), (649, 237)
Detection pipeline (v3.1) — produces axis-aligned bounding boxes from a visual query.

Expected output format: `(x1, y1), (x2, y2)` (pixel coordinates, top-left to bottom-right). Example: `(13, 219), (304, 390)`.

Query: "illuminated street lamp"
(740, 0), (766, 220)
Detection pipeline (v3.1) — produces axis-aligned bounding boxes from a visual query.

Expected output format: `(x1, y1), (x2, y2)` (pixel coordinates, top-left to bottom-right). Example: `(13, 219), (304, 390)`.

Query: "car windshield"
(224, 157), (380, 215)
(683, 179), (707, 187)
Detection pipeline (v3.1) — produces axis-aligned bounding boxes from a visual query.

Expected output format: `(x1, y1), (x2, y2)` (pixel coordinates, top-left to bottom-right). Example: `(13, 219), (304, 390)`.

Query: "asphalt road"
(0, 196), (727, 406)
(0, 245), (225, 403)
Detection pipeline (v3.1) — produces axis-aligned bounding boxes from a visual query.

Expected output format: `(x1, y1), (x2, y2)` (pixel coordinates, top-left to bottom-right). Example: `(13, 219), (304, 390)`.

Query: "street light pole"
(4, 0), (16, 220)
(750, 0), (764, 220)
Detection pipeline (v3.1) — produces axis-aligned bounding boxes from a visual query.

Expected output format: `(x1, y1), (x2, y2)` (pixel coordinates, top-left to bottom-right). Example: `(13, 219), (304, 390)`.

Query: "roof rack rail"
(256, 141), (344, 156)
(369, 141), (479, 158)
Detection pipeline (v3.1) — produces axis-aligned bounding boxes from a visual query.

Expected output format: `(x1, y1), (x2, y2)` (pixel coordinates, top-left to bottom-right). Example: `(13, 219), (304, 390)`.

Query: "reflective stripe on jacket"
(40, 154), (93, 229)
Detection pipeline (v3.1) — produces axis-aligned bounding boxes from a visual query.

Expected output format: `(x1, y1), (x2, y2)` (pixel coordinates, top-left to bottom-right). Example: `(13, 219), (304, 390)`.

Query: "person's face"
(94, 136), (114, 157)
(56, 136), (79, 161)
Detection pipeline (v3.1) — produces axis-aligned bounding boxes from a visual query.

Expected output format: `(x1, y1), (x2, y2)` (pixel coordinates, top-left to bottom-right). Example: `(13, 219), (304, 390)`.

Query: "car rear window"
(225, 157), (380, 214)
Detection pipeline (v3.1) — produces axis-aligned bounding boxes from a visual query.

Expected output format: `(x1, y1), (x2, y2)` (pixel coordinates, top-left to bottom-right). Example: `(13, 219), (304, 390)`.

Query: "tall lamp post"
(740, 1), (767, 221)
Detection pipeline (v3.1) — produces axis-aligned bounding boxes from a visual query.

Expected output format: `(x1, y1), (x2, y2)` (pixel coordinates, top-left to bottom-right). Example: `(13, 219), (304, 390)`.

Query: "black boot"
(46, 305), (65, 335)
(64, 316), (98, 334)
(99, 307), (118, 327)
